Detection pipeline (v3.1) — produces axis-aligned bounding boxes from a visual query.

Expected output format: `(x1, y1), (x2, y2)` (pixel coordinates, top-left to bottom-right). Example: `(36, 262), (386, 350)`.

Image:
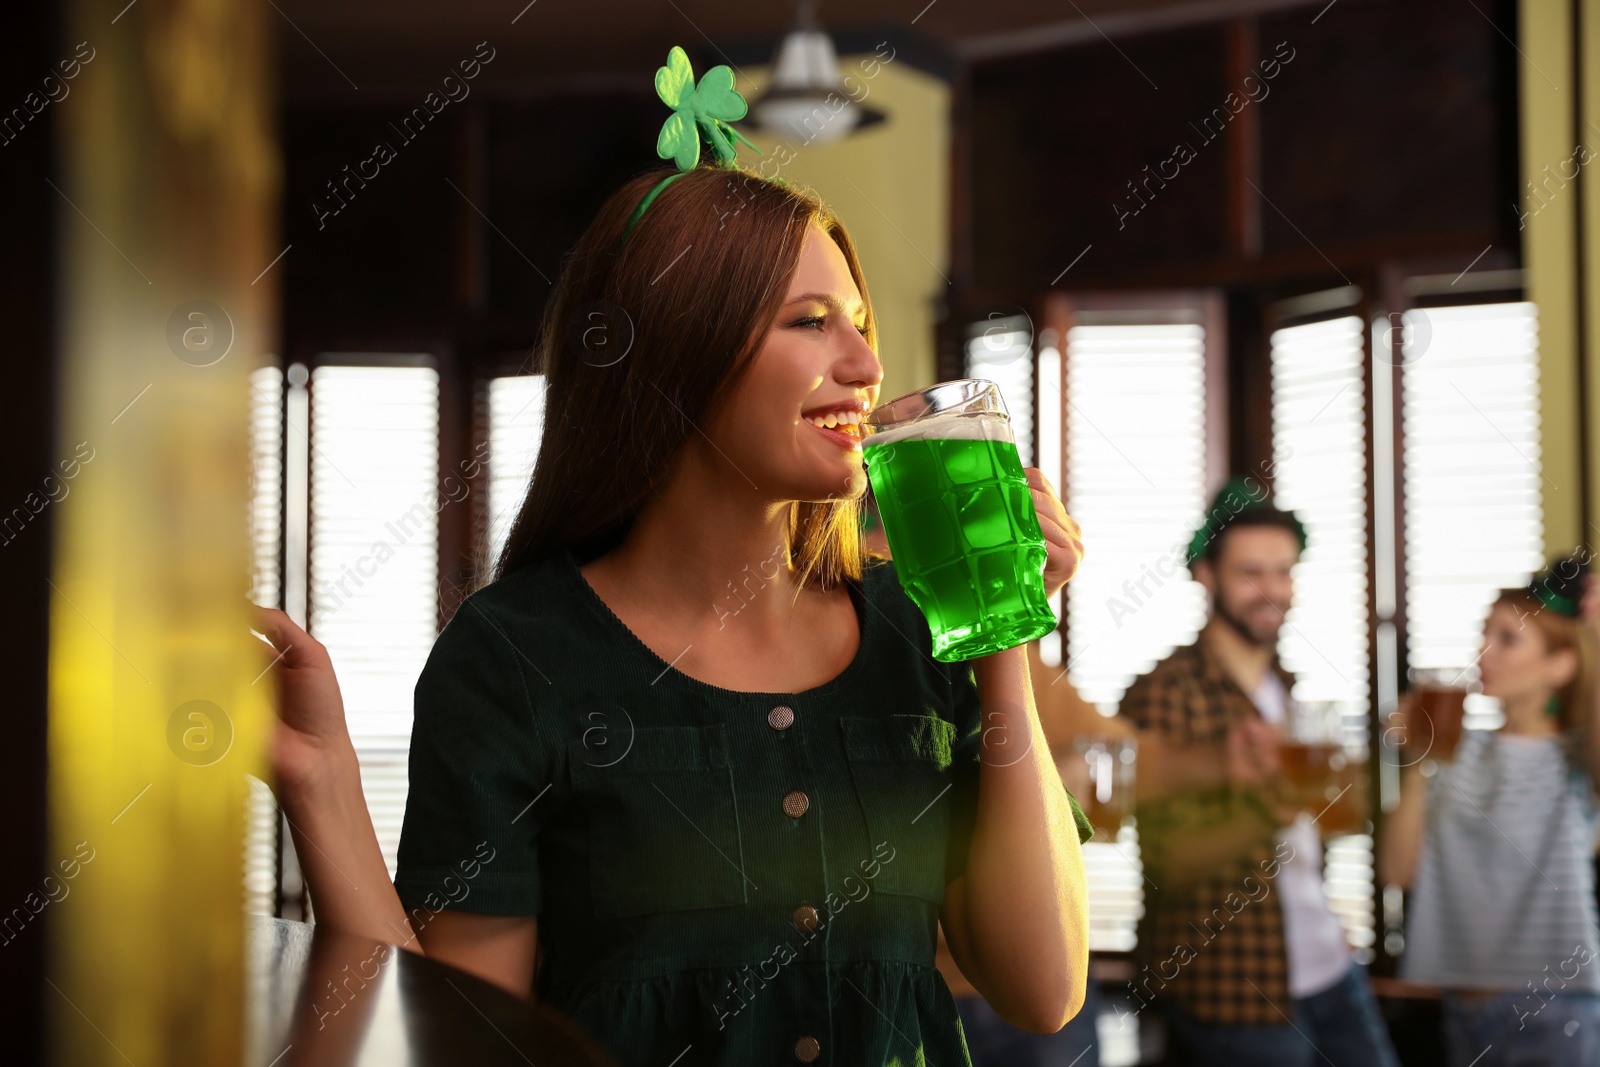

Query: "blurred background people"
(1119, 481), (1399, 1067)
(1380, 555), (1600, 1067)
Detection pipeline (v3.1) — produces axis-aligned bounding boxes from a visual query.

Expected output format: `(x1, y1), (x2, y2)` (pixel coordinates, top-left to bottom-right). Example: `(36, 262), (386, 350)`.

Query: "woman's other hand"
(1024, 468), (1083, 601)
(251, 605), (419, 949)
(250, 605), (358, 799)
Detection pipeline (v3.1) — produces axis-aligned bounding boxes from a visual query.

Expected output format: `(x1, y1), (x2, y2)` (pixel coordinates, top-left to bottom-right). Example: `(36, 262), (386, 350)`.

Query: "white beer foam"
(863, 409), (1014, 448)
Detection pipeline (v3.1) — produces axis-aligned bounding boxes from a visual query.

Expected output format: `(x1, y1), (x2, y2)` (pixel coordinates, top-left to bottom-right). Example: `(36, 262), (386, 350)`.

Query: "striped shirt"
(1400, 729), (1600, 993)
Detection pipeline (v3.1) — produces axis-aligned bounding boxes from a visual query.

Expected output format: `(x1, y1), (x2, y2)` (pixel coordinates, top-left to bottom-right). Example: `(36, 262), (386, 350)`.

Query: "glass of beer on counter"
(1059, 735), (1137, 838)
(861, 379), (1058, 661)
(1283, 699), (1368, 836)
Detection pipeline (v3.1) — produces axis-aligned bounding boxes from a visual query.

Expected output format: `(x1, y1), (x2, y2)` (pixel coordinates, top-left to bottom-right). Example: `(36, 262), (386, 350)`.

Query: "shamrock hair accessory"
(1526, 550), (1589, 618)
(619, 45), (773, 248)
(1184, 474), (1307, 567)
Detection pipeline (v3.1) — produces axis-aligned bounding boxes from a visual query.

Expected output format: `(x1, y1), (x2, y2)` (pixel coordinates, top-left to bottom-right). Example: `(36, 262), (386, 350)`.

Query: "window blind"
(248, 365), (284, 612)
(308, 363), (441, 877)
(245, 365), (284, 916)
(1083, 825), (1145, 953)
(1063, 323), (1210, 712)
(1399, 303), (1544, 731)
(1036, 339), (1064, 666)
(1058, 318), (1210, 955)
(1268, 314), (1375, 962)
(485, 374), (548, 570)
(964, 317), (1035, 467)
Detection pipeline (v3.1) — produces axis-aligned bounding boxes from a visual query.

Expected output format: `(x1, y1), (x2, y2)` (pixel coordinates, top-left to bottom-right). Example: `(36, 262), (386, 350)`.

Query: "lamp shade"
(746, 29), (885, 144)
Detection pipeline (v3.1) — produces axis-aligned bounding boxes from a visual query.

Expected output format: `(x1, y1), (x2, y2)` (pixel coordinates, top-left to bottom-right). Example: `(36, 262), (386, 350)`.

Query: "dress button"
(768, 704), (795, 730)
(792, 904), (820, 933)
(794, 1035), (821, 1062)
(781, 790), (810, 818)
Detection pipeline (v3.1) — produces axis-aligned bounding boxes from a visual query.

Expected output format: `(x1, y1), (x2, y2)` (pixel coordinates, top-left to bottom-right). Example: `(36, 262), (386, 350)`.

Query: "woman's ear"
(1546, 645), (1580, 691)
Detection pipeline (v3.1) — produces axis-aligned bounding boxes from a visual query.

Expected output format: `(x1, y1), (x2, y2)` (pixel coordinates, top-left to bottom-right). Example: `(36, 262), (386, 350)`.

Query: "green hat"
(1185, 475), (1307, 567)
(1527, 550), (1590, 618)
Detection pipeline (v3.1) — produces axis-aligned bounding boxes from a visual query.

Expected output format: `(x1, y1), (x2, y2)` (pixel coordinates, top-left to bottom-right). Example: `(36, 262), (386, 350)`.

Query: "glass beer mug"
(1283, 699), (1367, 836)
(1065, 735), (1137, 837)
(861, 379), (1058, 661)
(1405, 666), (1468, 761)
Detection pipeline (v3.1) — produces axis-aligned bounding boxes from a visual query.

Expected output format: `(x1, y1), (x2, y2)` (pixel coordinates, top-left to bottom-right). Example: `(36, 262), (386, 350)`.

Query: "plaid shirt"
(1119, 637), (1299, 1026)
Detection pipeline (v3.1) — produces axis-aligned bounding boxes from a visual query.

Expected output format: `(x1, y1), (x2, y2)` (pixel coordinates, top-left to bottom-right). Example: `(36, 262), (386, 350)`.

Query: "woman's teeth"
(805, 410), (863, 434)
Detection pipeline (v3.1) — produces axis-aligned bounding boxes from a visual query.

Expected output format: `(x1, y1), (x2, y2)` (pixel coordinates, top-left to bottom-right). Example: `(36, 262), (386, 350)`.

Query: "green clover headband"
(1533, 584), (1581, 617)
(1527, 551), (1589, 618)
(1185, 475), (1307, 566)
(619, 46), (775, 247)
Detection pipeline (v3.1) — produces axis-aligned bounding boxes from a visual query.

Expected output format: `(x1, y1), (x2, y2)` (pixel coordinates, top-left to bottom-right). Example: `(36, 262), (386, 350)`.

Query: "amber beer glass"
(1283, 700), (1367, 835)
(1408, 668), (1467, 760)
(1061, 735), (1137, 837)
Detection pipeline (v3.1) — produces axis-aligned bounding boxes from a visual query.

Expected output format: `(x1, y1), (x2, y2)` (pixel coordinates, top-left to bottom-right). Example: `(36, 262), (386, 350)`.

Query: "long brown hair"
(487, 166), (876, 592)
(1492, 588), (1599, 734)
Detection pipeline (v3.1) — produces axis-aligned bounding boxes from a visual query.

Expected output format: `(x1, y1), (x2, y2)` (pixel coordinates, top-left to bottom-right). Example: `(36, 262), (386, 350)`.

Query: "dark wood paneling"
(281, 94), (670, 377)
(282, 106), (464, 331)
(1257, 0), (1520, 255)
(483, 96), (660, 332)
(1226, 285), (1270, 477)
(970, 24), (1234, 293)
(963, 0), (1521, 297)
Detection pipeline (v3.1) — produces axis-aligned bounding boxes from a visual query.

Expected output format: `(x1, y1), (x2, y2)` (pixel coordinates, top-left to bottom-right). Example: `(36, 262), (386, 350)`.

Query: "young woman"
(254, 164), (1094, 1065)
(1379, 560), (1600, 1066)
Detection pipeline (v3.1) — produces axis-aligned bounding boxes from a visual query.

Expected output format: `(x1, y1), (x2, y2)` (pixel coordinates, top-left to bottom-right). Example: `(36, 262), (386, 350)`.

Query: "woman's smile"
(804, 411), (865, 449)
(800, 398), (870, 451)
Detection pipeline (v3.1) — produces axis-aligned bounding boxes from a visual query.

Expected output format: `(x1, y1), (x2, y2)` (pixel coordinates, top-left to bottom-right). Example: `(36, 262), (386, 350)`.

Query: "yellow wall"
(739, 53), (951, 399)
(1520, 0), (1600, 552)
(1586, 1), (1600, 547)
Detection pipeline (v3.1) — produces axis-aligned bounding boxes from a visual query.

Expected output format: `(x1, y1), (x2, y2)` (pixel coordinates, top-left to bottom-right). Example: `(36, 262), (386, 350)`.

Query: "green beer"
(863, 381), (1057, 661)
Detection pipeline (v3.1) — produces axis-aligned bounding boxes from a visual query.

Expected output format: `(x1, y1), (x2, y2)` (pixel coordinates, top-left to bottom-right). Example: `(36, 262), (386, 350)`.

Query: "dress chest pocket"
(840, 713), (960, 905)
(568, 724), (749, 919)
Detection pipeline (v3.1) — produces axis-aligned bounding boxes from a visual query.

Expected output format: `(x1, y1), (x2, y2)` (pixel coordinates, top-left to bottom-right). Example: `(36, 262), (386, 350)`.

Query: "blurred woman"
(1379, 555), (1600, 1066)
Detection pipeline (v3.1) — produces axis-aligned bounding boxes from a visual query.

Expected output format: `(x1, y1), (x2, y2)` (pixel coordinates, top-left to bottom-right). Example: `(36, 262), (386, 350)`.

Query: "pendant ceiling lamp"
(743, 0), (886, 144)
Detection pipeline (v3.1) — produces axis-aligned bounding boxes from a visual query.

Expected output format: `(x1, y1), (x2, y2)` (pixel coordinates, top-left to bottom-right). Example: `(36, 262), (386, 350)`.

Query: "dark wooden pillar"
(0, 5), (61, 1062)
